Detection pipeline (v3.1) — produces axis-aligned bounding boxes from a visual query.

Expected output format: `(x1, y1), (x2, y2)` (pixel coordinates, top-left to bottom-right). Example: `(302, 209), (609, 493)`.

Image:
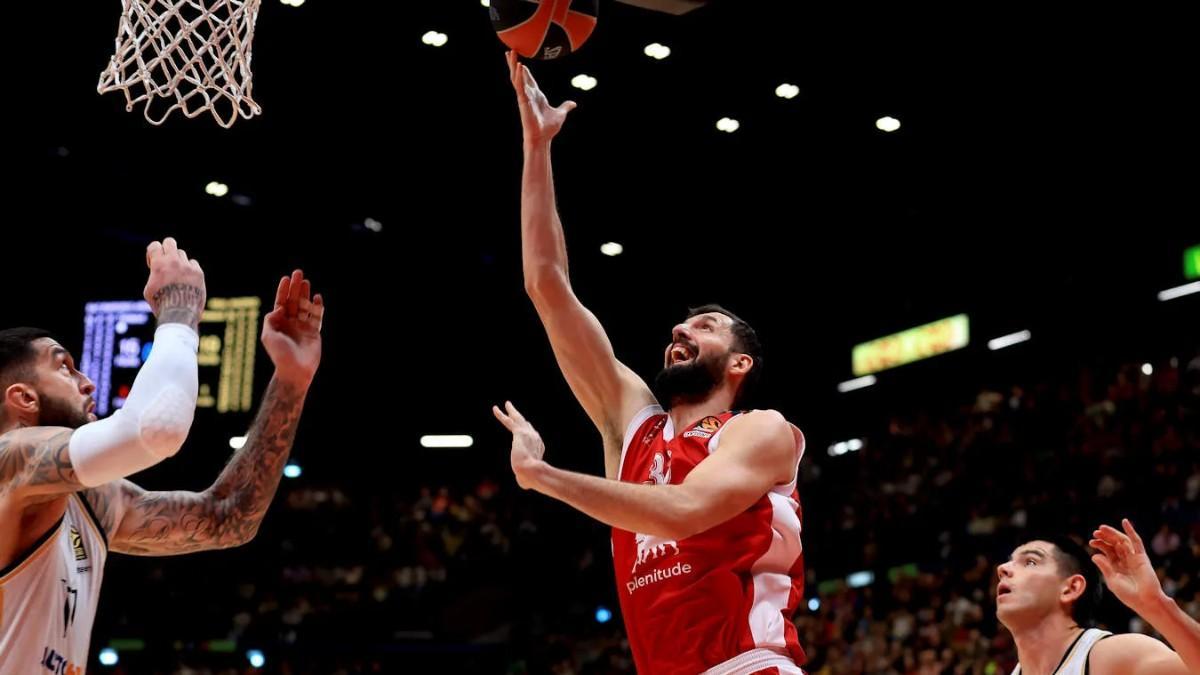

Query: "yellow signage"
(852, 315), (970, 376)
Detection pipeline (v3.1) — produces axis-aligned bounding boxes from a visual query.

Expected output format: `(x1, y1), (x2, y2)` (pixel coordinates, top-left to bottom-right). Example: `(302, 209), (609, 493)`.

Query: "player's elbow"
(139, 424), (189, 460)
(215, 515), (262, 549)
(137, 386), (196, 459)
(231, 522), (262, 547)
(201, 492), (264, 549)
(221, 510), (262, 547)
(524, 265), (571, 304)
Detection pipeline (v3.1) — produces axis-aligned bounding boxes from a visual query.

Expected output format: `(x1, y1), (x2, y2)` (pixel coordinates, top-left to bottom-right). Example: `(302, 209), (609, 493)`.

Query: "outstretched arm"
(507, 52), (655, 476)
(83, 271), (324, 555)
(1089, 519), (1200, 675)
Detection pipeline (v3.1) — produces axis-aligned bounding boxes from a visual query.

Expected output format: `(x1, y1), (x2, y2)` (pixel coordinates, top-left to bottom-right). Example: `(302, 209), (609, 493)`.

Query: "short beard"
(37, 393), (91, 429)
(652, 352), (727, 408)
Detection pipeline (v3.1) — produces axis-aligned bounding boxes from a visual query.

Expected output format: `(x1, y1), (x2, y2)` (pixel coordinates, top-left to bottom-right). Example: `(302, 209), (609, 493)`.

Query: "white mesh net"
(98, 0), (263, 128)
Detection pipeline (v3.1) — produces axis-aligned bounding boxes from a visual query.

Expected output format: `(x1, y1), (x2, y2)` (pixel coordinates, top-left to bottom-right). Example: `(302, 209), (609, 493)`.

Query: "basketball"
(490, 0), (598, 61)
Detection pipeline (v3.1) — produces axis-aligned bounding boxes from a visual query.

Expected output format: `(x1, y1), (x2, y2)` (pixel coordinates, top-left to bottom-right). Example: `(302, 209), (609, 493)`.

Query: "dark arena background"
(3, 1), (1197, 673)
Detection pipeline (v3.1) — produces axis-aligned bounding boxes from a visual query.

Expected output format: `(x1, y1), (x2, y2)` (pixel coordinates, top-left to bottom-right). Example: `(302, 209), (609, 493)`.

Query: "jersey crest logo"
(69, 527), (87, 562)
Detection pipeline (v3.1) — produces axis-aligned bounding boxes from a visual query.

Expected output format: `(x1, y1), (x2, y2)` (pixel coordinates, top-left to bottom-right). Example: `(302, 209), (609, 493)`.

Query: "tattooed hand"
(262, 270), (324, 388)
(143, 237), (206, 332)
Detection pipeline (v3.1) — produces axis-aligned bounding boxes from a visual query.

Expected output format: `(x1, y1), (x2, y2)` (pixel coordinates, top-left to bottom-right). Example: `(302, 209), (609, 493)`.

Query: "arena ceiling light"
(716, 117), (740, 133)
(571, 74), (598, 91)
(1158, 281), (1200, 301)
(421, 435), (474, 448)
(988, 330), (1032, 351)
(644, 43), (671, 60)
(421, 31), (448, 47)
(600, 242), (624, 256)
(837, 375), (876, 393)
(775, 84), (800, 99)
(875, 116), (901, 132)
(828, 438), (865, 457)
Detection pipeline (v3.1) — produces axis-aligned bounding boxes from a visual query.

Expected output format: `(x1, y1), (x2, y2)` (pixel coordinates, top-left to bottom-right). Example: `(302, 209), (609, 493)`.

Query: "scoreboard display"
(81, 297), (262, 416)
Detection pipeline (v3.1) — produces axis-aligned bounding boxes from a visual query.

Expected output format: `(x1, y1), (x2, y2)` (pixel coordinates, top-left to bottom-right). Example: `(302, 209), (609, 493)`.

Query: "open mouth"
(668, 343), (696, 365)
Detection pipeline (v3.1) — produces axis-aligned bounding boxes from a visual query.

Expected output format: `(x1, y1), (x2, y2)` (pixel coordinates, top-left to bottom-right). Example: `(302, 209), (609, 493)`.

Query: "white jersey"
(1, 494), (108, 675)
(1012, 628), (1113, 675)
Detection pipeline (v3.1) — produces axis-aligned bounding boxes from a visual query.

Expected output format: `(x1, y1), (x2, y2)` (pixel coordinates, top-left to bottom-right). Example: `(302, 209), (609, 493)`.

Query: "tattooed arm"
(82, 377), (306, 554)
(82, 270), (324, 555)
(0, 428), (81, 499)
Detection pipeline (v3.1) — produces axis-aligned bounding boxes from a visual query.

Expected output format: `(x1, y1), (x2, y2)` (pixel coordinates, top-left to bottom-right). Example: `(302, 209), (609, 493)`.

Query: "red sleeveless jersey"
(612, 406), (808, 675)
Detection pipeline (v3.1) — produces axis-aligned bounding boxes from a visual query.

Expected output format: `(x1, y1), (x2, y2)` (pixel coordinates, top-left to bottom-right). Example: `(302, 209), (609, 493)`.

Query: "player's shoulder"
(0, 425), (74, 454)
(725, 409), (802, 452)
(1089, 632), (1178, 675)
(734, 408), (790, 427)
(1091, 631), (1170, 653)
(732, 409), (802, 442)
(0, 426), (75, 498)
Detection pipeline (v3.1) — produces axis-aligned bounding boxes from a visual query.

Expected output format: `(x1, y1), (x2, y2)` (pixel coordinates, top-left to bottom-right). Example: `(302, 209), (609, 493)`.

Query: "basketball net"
(97, 0), (263, 128)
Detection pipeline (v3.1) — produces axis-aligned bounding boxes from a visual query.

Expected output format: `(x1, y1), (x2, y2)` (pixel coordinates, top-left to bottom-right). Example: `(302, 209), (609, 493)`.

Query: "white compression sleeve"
(67, 323), (200, 487)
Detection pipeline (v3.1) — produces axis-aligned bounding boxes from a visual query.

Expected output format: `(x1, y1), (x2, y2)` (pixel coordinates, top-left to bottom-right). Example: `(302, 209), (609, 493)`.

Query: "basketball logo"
(490, 0), (599, 61)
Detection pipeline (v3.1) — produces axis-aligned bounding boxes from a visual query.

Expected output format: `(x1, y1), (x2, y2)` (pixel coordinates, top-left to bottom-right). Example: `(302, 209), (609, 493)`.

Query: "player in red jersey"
(492, 51), (808, 675)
